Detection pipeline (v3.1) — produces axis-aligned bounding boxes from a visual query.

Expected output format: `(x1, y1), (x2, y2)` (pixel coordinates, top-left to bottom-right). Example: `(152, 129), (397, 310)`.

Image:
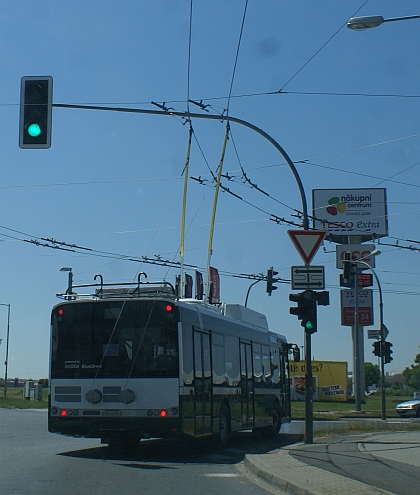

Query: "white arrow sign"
(291, 265), (325, 290)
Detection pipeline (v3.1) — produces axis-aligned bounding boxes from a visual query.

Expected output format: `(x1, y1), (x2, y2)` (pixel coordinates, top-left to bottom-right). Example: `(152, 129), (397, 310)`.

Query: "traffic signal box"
(19, 76), (53, 149)
(372, 340), (393, 364)
(342, 251), (353, 281)
(289, 290), (330, 334)
(382, 341), (393, 364)
(266, 266), (278, 296)
(372, 341), (381, 357)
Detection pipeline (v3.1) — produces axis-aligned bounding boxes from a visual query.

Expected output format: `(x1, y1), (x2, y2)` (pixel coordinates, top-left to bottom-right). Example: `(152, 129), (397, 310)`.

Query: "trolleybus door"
(240, 341), (254, 428)
(193, 331), (212, 436)
(280, 349), (291, 420)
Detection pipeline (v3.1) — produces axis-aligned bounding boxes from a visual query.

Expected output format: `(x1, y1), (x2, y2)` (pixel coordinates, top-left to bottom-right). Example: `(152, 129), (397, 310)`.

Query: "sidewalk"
(243, 429), (420, 495)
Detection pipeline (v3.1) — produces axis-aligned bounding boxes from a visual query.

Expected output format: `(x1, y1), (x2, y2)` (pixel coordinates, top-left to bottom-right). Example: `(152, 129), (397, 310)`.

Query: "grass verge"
(0, 387), (48, 409)
(314, 420), (420, 438)
(291, 395), (411, 420)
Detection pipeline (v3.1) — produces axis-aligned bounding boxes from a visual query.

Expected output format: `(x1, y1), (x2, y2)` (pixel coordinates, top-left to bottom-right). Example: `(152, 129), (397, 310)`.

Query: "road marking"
(202, 473), (242, 478)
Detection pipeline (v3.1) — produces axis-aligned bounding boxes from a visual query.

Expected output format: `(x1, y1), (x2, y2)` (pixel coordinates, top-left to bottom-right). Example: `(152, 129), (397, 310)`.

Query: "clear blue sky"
(0, 1), (419, 379)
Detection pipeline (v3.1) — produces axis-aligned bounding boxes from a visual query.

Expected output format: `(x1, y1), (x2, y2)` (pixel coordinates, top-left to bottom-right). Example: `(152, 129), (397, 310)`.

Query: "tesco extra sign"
(336, 244), (375, 269)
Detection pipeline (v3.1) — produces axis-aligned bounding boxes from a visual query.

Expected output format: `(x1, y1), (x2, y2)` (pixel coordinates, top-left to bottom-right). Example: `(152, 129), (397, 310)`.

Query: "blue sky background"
(0, 0), (419, 379)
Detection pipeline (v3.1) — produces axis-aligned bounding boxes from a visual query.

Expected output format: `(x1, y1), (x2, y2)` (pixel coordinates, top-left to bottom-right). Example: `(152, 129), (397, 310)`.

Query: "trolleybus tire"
(266, 402), (281, 436)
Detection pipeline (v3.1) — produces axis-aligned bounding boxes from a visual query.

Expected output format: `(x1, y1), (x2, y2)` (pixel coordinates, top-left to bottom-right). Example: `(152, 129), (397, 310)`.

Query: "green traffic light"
(305, 321), (314, 331)
(27, 123), (42, 137)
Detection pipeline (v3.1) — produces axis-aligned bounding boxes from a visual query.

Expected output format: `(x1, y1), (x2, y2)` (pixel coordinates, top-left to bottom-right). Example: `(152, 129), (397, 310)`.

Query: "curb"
(243, 445), (395, 495)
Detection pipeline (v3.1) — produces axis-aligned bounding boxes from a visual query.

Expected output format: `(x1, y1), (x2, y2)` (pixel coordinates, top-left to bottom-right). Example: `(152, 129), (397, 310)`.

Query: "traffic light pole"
(304, 329), (314, 443)
(289, 290), (329, 444)
(52, 102), (309, 229)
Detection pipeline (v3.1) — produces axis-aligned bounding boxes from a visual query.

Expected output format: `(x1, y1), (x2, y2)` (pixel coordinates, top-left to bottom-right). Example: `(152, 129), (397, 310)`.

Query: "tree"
(365, 362), (380, 392)
(403, 346), (420, 391)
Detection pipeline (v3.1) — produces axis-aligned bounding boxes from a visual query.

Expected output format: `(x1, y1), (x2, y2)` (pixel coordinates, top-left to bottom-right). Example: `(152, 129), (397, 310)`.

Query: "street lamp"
(347, 14), (420, 30)
(342, 249), (380, 412)
(1, 304), (11, 398)
(355, 253), (387, 421)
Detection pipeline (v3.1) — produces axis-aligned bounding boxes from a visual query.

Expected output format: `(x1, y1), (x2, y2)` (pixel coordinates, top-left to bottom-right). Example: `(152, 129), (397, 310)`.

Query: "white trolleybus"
(49, 278), (293, 447)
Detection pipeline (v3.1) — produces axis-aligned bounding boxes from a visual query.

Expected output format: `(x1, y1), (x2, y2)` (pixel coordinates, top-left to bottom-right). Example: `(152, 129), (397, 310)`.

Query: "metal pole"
(2, 304), (11, 398)
(304, 329), (313, 444)
(244, 279), (263, 307)
(352, 267), (362, 411)
(357, 260), (386, 420)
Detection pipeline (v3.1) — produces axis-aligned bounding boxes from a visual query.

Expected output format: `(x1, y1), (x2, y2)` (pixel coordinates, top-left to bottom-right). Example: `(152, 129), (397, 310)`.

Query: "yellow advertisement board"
(289, 360), (348, 402)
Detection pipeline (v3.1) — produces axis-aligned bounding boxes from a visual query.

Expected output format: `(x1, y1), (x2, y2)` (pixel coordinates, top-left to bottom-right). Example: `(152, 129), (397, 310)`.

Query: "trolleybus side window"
(253, 343), (262, 384)
(211, 332), (226, 385)
(262, 345), (271, 383)
(224, 334), (240, 387)
(270, 346), (281, 385)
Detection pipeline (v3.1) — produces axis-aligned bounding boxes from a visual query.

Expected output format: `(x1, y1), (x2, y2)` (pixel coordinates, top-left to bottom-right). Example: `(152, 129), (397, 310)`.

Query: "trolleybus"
(49, 278), (292, 447)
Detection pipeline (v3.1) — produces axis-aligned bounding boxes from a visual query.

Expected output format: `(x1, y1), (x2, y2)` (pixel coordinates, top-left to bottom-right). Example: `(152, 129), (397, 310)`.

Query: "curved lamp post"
(54, 103), (309, 231)
(342, 249), (381, 413)
(355, 255), (387, 420)
(347, 14), (420, 30)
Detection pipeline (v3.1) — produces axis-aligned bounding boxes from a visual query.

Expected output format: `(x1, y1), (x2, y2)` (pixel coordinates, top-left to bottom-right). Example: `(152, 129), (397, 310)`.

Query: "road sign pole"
(352, 268), (364, 412)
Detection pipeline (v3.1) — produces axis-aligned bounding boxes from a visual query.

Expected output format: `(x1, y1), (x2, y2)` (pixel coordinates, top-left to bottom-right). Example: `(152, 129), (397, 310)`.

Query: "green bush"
(386, 388), (414, 397)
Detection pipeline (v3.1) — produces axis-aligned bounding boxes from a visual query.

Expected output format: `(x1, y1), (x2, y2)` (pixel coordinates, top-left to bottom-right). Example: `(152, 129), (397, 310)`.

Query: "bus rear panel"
(49, 298), (181, 442)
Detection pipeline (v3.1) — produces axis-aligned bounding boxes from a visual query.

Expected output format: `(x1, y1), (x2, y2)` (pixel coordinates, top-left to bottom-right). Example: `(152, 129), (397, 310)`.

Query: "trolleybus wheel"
(267, 403), (281, 436)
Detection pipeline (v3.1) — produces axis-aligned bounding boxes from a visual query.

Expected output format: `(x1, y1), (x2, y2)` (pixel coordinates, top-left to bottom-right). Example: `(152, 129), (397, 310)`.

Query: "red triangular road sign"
(288, 230), (326, 265)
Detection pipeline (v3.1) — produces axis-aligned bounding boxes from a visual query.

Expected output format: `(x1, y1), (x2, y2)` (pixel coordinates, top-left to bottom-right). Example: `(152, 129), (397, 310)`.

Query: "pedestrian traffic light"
(19, 76), (53, 149)
(289, 290), (317, 333)
(266, 266), (278, 296)
(382, 341), (393, 364)
(372, 340), (381, 357)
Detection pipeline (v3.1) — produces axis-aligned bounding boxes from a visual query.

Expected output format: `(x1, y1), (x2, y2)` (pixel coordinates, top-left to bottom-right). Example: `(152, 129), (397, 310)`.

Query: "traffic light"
(382, 341), (393, 364)
(266, 266), (278, 296)
(316, 291), (330, 306)
(372, 340), (381, 357)
(289, 290), (317, 333)
(19, 76), (53, 149)
(289, 291), (305, 321)
(342, 251), (355, 282)
(302, 291), (317, 333)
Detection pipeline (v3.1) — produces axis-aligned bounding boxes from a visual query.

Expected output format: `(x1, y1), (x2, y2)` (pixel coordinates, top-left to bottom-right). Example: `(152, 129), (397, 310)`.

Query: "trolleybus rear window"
(51, 300), (179, 379)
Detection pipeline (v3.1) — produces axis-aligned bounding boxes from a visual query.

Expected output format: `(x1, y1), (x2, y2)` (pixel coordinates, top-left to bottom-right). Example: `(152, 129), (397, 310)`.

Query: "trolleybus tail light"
(165, 304), (174, 313)
(159, 410), (167, 417)
(60, 409), (68, 417)
(57, 308), (64, 315)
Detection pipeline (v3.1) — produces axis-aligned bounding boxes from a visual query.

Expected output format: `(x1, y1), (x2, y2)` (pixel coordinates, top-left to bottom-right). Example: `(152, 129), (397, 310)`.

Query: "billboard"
(312, 188), (388, 243)
(340, 289), (373, 326)
(289, 360), (348, 402)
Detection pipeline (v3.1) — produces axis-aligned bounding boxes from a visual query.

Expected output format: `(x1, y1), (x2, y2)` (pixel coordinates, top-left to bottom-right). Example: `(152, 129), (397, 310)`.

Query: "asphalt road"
(0, 408), (301, 495)
(289, 431), (420, 495)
